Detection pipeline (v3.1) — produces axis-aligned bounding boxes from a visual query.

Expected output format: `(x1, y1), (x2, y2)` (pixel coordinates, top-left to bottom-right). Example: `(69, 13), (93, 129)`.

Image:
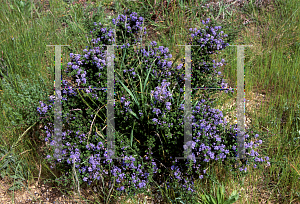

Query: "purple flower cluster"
(112, 11), (147, 36)
(173, 18), (235, 100)
(188, 19), (229, 53)
(37, 101), (51, 114)
(35, 11), (269, 198)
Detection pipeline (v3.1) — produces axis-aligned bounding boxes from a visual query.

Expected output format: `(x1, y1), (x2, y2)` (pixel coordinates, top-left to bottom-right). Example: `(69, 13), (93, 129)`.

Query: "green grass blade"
(115, 75), (140, 107)
(137, 73), (144, 104)
(142, 60), (155, 94)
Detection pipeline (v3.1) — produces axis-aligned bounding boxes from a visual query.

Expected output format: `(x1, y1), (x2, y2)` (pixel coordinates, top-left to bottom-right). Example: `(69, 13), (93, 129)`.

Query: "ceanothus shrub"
(36, 10), (270, 199)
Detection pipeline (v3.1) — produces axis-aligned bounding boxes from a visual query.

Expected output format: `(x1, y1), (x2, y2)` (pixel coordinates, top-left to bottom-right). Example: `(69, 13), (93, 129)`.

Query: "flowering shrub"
(36, 10), (269, 201)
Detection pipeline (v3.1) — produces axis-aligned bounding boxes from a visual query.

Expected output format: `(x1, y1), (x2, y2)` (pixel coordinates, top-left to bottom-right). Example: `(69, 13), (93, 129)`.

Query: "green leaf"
(10, 175), (25, 180)
(142, 59), (156, 94)
(137, 73), (144, 105)
(216, 185), (225, 203)
(193, 98), (201, 109)
(224, 190), (239, 204)
(128, 109), (139, 120)
(19, 1), (25, 8)
(1, 171), (6, 179)
(8, 184), (22, 191)
(208, 194), (217, 204)
(202, 194), (217, 204)
(115, 75), (140, 108)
